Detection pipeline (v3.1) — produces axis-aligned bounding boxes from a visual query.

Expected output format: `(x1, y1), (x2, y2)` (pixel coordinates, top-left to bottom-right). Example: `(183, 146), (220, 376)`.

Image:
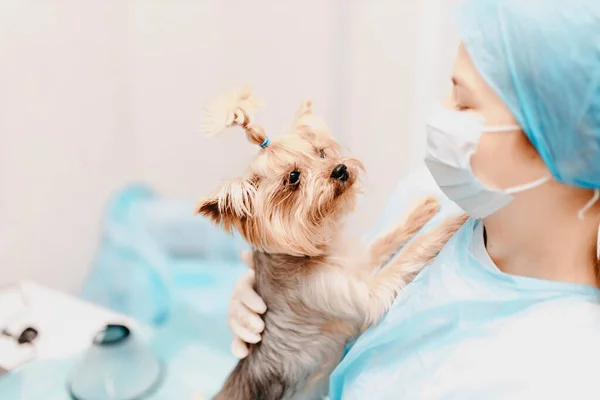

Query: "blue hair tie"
(260, 137), (270, 149)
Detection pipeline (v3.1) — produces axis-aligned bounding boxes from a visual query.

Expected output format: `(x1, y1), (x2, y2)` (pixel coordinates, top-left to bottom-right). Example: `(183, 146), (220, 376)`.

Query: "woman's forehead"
(453, 44), (482, 92)
(454, 43), (512, 115)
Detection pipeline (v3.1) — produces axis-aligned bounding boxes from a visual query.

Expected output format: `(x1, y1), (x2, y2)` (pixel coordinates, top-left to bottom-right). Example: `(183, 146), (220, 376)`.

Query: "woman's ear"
(195, 176), (257, 232)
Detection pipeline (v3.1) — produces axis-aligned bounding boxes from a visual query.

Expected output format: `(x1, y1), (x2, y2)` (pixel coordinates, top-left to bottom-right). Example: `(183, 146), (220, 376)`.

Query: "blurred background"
(0, 1), (463, 398)
(0, 0), (460, 293)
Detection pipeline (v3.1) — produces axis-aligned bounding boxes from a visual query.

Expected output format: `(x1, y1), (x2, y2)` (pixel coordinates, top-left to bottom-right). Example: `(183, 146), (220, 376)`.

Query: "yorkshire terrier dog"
(196, 88), (467, 400)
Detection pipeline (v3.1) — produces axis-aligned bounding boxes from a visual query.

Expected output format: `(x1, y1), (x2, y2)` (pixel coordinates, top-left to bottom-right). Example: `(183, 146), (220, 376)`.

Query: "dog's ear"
(195, 177), (256, 232)
(291, 100), (331, 141)
(294, 100), (313, 120)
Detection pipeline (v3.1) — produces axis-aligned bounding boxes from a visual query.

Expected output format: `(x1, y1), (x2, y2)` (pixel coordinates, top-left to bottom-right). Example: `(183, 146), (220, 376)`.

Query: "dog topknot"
(201, 86), (267, 147)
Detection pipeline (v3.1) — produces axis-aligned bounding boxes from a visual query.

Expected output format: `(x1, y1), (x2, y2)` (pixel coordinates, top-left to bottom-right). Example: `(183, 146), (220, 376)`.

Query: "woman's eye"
(455, 103), (469, 111)
(289, 170), (301, 185)
(319, 149), (326, 159)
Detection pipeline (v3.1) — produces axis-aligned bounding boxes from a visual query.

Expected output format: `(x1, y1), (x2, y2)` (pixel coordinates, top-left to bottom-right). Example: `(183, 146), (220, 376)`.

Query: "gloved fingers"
(229, 299), (265, 333)
(229, 315), (263, 345)
(231, 337), (250, 359)
(233, 269), (267, 314)
(241, 250), (255, 269)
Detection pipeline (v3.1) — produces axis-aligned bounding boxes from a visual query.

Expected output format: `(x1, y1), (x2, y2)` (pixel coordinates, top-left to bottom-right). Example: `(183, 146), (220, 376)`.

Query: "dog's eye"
(319, 149), (326, 159)
(289, 170), (301, 185)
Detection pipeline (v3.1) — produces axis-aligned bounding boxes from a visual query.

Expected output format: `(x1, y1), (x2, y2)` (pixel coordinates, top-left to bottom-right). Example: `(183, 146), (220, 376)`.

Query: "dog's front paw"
(407, 196), (441, 226)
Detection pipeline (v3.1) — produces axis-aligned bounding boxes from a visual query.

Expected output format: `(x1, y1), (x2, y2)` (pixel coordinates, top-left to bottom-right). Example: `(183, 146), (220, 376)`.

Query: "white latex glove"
(228, 251), (267, 359)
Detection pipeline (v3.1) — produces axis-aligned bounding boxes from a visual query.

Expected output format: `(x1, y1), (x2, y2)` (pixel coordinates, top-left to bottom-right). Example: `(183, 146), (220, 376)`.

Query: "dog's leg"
(364, 213), (468, 326)
(302, 213), (467, 329)
(367, 196), (441, 271)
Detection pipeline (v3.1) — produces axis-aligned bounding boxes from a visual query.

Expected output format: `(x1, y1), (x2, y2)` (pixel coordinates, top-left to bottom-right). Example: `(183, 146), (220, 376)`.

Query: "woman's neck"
(482, 192), (599, 287)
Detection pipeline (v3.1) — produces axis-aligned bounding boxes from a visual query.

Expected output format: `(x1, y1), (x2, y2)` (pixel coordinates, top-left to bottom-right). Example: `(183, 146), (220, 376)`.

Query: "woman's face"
(444, 43), (549, 190)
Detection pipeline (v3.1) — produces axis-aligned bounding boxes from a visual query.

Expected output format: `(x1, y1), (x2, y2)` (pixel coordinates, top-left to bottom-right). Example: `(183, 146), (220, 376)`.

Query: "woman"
(226, 0), (600, 398)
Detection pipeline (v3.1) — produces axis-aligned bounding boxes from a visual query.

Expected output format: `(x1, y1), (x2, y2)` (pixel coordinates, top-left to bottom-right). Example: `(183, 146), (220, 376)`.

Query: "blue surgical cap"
(455, 0), (600, 189)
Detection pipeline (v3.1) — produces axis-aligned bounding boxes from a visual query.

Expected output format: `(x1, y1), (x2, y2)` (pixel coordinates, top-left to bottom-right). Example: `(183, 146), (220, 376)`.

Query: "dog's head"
(196, 88), (363, 257)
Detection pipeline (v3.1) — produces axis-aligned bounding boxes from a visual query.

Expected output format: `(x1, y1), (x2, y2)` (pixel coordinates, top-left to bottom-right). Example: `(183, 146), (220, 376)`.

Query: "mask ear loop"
(504, 176), (551, 194)
(483, 124), (521, 133)
(577, 188), (600, 221)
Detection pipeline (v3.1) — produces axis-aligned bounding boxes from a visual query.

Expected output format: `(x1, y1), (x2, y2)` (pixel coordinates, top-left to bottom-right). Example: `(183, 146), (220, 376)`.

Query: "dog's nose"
(331, 164), (349, 182)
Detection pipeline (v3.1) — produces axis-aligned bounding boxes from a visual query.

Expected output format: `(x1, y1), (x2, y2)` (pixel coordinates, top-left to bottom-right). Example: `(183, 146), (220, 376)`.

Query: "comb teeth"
(200, 86), (262, 137)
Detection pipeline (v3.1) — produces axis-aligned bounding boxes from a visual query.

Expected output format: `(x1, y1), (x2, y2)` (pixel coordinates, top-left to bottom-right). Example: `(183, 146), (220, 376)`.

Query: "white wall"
(327, 0), (462, 232)
(0, 0), (132, 292)
(129, 0), (340, 199)
(0, 0), (460, 293)
(341, 0), (431, 231)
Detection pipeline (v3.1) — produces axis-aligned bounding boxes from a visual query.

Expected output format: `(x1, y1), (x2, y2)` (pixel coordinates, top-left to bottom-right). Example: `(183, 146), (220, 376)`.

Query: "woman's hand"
(228, 251), (267, 358)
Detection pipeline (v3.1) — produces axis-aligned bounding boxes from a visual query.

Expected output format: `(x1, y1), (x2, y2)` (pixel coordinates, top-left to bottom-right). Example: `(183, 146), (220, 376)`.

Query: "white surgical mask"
(424, 104), (550, 219)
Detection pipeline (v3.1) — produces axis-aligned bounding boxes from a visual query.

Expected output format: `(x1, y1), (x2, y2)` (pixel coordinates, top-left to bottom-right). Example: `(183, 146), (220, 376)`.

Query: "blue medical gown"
(329, 166), (600, 399)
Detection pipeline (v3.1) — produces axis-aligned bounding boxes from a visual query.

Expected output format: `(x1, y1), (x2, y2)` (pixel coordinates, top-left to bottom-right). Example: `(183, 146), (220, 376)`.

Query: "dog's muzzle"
(331, 164), (349, 182)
